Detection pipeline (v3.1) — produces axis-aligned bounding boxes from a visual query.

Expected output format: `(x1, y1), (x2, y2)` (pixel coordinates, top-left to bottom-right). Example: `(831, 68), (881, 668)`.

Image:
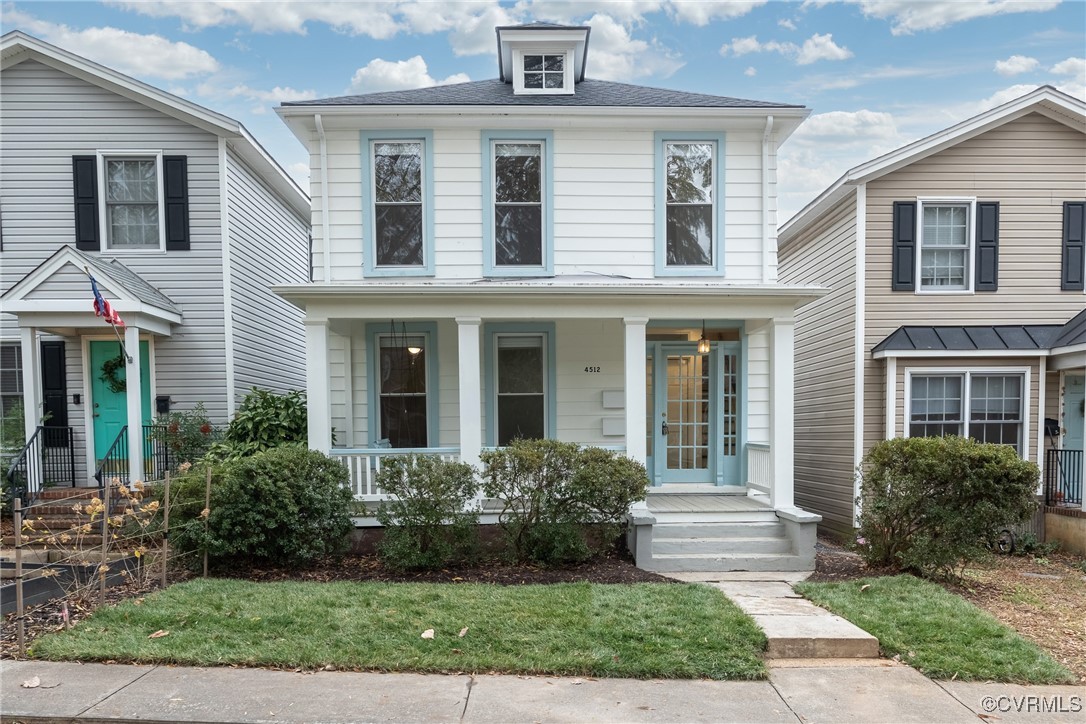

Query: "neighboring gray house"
(0, 32), (311, 488)
(779, 86), (1086, 540)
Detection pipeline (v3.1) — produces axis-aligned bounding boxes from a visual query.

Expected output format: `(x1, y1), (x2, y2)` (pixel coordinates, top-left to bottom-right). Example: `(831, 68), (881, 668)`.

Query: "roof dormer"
(496, 23), (590, 96)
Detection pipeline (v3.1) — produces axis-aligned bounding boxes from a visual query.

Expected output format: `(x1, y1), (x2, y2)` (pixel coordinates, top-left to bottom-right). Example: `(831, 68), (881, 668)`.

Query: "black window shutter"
(974, 202), (999, 292)
(72, 156), (99, 251)
(163, 155), (190, 251)
(40, 340), (68, 447)
(1062, 201), (1085, 291)
(892, 201), (916, 291)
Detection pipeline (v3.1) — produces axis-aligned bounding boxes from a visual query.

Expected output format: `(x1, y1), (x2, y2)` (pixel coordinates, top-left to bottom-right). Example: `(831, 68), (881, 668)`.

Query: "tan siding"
(780, 194), (857, 534)
(863, 113), (1086, 454)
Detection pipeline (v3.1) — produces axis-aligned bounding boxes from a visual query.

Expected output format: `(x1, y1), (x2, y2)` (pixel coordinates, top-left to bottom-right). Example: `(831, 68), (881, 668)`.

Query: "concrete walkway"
(3, 659), (1084, 723)
(664, 571), (879, 658)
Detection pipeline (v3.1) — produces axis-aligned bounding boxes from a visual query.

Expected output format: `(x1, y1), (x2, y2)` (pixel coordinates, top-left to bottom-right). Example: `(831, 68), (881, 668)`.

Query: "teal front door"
(1065, 374), (1084, 451)
(89, 340), (151, 461)
(647, 342), (741, 485)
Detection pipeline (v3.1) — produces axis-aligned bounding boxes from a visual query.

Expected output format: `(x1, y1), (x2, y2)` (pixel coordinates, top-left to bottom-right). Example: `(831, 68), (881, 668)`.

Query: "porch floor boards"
(646, 494), (771, 514)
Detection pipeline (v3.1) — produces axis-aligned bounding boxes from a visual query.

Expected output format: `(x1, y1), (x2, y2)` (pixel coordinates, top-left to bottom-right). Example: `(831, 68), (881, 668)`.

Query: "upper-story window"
(482, 130), (553, 276)
(512, 49), (573, 95)
(104, 158), (161, 249)
(918, 200), (974, 291)
(655, 133), (725, 277)
(362, 131), (434, 277)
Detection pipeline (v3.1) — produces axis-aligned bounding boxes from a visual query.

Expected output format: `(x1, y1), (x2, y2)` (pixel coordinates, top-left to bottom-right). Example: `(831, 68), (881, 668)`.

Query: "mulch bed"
(807, 537), (897, 582)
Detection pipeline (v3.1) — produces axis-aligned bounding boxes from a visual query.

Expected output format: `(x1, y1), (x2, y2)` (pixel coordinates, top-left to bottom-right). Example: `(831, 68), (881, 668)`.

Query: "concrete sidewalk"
(2, 659), (1083, 724)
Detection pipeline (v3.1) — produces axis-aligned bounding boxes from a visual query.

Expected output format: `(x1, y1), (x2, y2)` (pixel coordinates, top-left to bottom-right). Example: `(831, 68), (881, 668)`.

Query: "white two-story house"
(275, 23), (824, 571)
(1, 32), (311, 495)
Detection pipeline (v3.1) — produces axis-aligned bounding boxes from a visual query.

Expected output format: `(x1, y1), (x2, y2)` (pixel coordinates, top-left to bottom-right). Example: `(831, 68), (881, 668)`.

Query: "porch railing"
(1045, 449), (1083, 507)
(94, 426), (129, 487)
(747, 442), (772, 493)
(142, 424), (171, 482)
(4, 425), (76, 506)
(330, 447), (461, 500)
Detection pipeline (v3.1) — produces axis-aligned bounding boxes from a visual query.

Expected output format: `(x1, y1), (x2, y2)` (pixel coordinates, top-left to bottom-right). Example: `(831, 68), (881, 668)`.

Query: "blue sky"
(3, 1), (1083, 220)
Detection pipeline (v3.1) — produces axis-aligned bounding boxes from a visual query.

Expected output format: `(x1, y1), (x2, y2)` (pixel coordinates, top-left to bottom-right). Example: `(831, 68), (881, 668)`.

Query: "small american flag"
(90, 275), (124, 327)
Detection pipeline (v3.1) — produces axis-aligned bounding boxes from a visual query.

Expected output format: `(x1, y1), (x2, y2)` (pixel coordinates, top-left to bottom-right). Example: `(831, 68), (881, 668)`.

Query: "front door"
(647, 342), (741, 485)
(89, 340), (151, 461)
(1065, 374), (1085, 451)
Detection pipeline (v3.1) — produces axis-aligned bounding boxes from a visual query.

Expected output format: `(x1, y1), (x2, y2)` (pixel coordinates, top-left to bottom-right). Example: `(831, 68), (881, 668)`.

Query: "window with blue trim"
(367, 322), (438, 448)
(654, 133), (724, 276)
(482, 131), (553, 276)
(485, 324), (556, 445)
(362, 131), (434, 276)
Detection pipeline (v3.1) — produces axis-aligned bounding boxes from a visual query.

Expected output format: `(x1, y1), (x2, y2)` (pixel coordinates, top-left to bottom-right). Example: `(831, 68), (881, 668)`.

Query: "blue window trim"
(483, 322), (557, 446)
(361, 130), (435, 278)
(481, 130), (554, 278)
(654, 131), (726, 278)
(365, 322), (440, 448)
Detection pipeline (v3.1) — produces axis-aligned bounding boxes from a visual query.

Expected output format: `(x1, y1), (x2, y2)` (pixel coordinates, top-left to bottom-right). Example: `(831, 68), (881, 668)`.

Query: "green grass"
(795, 575), (1074, 684)
(32, 579), (767, 680)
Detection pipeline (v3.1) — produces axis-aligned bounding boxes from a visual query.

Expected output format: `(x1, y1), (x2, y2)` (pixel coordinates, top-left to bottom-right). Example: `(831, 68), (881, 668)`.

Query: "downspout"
(761, 115), (774, 284)
(315, 114), (332, 283)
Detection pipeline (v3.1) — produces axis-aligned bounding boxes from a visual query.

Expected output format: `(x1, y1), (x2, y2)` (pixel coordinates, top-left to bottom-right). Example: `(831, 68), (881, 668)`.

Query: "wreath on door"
(100, 354), (127, 394)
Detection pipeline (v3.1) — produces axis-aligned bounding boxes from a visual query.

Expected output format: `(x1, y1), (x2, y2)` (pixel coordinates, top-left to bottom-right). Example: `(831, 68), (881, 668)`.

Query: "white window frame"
(0, 342), (23, 431)
(915, 197), (975, 294)
(904, 366), (1031, 460)
(492, 332), (550, 447)
(511, 48), (574, 95)
(96, 150), (167, 254)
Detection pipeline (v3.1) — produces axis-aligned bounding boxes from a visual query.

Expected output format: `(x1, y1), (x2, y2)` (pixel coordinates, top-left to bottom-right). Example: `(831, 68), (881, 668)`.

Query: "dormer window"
(524, 54), (564, 90)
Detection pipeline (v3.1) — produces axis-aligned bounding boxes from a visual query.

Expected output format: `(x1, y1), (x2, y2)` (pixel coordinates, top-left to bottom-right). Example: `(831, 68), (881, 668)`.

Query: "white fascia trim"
(902, 365), (1033, 461)
(780, 86), (1086, 244)
(315, 114), (331, 284)
(219, 138), (237, 416)
(1050, 342), (1086, 357)
(874, 348), (1048, 360)
(272, 283), (829, 300)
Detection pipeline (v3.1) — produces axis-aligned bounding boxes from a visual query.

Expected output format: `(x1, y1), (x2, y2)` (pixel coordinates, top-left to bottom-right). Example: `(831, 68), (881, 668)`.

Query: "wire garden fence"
(7, 468), (214, 657)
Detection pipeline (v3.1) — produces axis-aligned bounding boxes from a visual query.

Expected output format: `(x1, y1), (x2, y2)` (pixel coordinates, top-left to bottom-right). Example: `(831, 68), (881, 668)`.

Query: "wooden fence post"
(14, 497), (25, 656)
(99, 482), (109, 606)
(203, 466), (211, 578)
(161, 471), (170, 589)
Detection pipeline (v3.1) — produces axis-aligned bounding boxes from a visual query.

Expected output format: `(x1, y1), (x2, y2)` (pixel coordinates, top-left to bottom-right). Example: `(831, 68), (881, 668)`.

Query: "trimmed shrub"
(170, 447), (353, 568)
(856, 436), (1039, 578)
(481, 439), (649, 565)
(376, 456), (480, 571)
(207, 388), (307, 461)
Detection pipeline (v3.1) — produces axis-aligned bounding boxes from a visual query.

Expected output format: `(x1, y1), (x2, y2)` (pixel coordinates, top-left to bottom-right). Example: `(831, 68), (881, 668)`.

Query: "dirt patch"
(806, 536), (1086, 682)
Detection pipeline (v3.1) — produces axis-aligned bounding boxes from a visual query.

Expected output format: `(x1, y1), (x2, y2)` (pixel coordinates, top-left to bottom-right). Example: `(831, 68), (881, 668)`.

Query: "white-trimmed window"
(100, 153), (165, 250)
(918, 199), (974, 291)
(0, 343), (22, 432)
(908, 371), (1025, 455)
(512, 49), (573, 95)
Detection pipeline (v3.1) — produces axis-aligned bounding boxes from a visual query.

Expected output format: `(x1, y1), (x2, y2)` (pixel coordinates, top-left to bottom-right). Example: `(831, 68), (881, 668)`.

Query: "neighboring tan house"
(0, 32), (311, 493)
(273, 22), (827, 572)
(778, 86), (1086, 548)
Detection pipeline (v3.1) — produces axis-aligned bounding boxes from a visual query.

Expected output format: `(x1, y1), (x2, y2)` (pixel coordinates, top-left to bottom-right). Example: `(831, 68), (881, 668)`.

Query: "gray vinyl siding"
(0, 58), (228, 481)
(863, 112), (1086, 457)
(779, 195), (858, 535)
(225, 148), (309, 403)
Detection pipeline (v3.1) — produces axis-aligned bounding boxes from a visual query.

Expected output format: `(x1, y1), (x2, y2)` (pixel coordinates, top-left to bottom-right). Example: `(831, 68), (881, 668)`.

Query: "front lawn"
(31, 578), (767, 680)
(795, 575), (1075, 684)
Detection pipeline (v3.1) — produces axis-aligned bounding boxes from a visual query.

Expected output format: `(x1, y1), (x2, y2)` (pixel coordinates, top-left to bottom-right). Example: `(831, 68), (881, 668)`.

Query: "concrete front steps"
(648, 521), (812, 572)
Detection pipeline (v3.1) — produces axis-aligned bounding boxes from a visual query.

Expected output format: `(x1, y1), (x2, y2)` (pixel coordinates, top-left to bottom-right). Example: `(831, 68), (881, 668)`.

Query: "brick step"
(24, 504), (130, 517)
(2, 534), (106, 547)
(36, 488), (101, 501)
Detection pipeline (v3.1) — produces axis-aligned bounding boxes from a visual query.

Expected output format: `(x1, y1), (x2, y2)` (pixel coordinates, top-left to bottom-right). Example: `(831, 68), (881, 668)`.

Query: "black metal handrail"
(4, 425), (76, 507)
(1044, 448), (1083, 507)
(94, 426), (129, 487)
(143, 424), (171, 482)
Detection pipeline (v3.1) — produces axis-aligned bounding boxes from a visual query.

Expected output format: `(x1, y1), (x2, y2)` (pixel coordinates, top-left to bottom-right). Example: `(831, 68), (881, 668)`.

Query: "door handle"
(661, 419), (669, 437)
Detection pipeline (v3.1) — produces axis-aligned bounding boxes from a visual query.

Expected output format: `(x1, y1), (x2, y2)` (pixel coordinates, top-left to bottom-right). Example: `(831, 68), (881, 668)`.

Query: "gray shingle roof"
(70, 247), (180, 314)
(872, 325), (1063, 354)
(284, 78), (802, 109)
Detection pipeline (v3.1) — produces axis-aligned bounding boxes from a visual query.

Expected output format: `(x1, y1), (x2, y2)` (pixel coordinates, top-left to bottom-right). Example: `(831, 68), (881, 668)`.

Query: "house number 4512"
(584, 366), (601, 373)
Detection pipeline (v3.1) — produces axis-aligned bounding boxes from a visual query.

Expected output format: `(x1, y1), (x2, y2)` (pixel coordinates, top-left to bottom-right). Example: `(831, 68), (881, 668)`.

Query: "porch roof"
(1, 245), (182, 334)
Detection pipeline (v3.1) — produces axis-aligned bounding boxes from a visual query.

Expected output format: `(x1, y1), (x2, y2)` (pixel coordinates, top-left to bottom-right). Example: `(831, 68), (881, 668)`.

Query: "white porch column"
(456, 317), (482, 470)
(19, 327), (41, 442)
(623, 317), (649, 513)
(305, 320), (332, 453)
(124, 324), (144, 483)
(769, 317), (795, 510)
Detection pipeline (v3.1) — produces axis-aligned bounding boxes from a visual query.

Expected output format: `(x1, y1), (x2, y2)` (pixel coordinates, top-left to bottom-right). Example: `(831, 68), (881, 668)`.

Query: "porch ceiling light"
(407, 344), (423, 356)
(697, 321), (710, 355)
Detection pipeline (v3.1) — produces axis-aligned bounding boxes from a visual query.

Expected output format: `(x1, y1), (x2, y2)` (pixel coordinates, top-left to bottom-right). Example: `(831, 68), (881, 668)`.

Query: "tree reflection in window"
(665, 142), (713, 266)
(494, 142), (543, 266)
(373, 142), (423, 266)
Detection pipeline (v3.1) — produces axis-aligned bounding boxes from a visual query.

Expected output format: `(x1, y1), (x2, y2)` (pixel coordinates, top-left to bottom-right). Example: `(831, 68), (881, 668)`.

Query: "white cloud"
(108, 1), (403, 38)
(778, 18), (797, 30)
(796, 33), (853, 65)
(1051, 57), (1086, 85)
(196, 81), (319, 113)
(792, 63), (954, 92)
(399, 1), (518, 56)
(721, 33), (852, 65)
(744, 66), (757, 77)
(582, 13), (684, 80)
(1, 8), (219, 80)
(348, 56), (470, 94)
(994, 55), (1040, 76)
(665, 0), (767, 25)
(513, 1), (765, 26)
(837, 0), (1062, 36)
(288, 161), (310, 188)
